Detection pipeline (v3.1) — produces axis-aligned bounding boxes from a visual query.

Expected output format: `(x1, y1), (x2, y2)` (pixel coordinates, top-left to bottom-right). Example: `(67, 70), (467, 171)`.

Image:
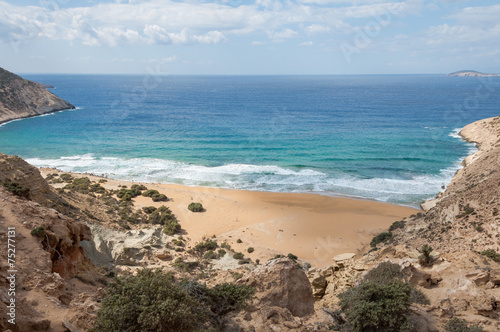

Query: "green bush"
(247, 247), (254, 253)
(218, 249), (226, 257)
(389, 220), (406, 232)
(193, 240), (218, 256)
(287, 253), (298, 261)
(338, 262), (430, 331)
(163, 221), (181, 236)
(363, 262), (403, 284)
(142, 206), (157, 214)
(142, 189), (160, 197)
(233, 252), (244, 260)
(89, 183), (106, 194)
(60, 173), (74, 182)
(152, 193), (168, 202)
(30, 226), (45, 237)
(419, 244), (433, 267)
(220, 242), (231, 250)
(188, 202), (204, 212)
(116, 188), (141, 199)
(149, 206), (177, 225)
(64, 177), (92, 194)
(480, 249), (500, 263)
(203, 282), (255, 328)
(339, 280), (413, 332)
(91, 269), (207, 332)
(370, 232), (392, 248)
(203, 250), (218, 260)
(131, 184), (147, 191)
(444, 318), (485, 332)
(236, 238), (242, 243)
(1, 181), (30, 199)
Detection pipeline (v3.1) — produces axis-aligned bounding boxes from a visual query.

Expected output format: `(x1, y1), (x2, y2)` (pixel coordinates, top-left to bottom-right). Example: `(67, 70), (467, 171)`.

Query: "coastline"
(0, 106), (76, 126)
(421, 116), (499, 211)
(39, 167), (418, 268)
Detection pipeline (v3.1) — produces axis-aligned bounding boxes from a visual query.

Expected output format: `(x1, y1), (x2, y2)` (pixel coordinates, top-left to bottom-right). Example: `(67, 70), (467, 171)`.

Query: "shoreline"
(420, 116), (498, 211)
(0, 106), (76, 126)
(40, 167), (419, 268)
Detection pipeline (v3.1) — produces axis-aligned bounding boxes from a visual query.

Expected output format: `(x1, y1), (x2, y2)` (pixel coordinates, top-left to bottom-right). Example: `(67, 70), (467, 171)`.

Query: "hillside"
(0, 67), (74, 124)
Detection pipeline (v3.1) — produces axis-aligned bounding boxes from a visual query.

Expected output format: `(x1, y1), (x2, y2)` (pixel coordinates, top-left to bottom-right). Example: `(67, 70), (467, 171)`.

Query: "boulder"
(238, 258), (315, 317)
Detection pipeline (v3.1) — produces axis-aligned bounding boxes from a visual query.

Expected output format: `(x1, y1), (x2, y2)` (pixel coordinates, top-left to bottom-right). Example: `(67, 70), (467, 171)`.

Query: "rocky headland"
(0, 67), (74, 125)
(448, 70), (500, 77)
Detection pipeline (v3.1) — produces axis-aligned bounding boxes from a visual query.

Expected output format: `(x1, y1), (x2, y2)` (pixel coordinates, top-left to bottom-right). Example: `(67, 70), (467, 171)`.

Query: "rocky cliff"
(0, 67), (74, 124)
(307, 116), (500, 331)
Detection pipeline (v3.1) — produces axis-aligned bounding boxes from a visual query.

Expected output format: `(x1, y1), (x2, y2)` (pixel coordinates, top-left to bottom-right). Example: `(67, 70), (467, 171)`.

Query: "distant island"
(448, 70), (500, 77)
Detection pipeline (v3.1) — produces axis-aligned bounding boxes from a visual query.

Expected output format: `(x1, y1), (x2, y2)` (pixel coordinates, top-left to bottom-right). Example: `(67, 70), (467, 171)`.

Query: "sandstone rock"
(466, 271), (490, 286)
(155, 251), (172, 260)
(238, 258), (314, 317)
(310, 272), (327, 299)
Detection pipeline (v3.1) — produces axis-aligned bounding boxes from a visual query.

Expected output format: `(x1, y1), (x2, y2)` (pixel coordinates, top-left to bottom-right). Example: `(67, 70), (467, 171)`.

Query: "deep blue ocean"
(1, 74), (499, 206)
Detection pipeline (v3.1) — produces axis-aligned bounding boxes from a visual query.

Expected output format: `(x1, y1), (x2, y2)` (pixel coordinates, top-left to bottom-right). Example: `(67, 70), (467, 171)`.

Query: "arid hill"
(0, 67), (74, 124)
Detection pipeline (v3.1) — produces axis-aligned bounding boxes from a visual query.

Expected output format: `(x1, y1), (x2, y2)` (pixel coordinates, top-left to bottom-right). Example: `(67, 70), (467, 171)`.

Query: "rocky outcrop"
(308, 253), (367, 307)
(0, 153), (57, 204)
(229, 258), (314, 331)
(0, 66), (74, 124)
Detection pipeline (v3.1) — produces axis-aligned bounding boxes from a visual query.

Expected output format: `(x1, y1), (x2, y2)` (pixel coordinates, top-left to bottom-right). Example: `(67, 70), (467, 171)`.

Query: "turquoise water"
(1, 75), (499, 206)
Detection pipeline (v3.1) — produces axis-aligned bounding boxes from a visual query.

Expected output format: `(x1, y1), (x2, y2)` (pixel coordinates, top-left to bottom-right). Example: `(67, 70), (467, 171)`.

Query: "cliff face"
(0, 67), (74, 124)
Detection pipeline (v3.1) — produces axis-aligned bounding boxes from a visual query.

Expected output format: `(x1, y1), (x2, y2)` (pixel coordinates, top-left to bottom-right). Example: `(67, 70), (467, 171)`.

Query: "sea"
(1, 74), (499, 207)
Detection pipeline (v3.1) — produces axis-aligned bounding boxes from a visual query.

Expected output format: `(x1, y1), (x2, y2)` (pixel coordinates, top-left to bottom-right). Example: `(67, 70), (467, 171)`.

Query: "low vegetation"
(91, 269), (254, 332)
(418, 244), (434, 267)
(444, 318), (485, 332)
(188, 202), (204, 212)
(370, 231), (392, 248)
(338, 262), (430, 332)
(30, 226), (45, 237)
(480, 249), (500, 263)
(1, 181), (30, 199)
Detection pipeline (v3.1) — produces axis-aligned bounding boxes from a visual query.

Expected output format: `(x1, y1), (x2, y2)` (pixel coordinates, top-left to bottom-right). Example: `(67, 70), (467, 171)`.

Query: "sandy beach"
(40, 168), (418, 268)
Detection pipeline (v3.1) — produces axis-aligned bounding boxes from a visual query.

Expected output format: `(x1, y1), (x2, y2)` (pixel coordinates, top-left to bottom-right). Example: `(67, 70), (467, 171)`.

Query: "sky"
(0, 0), (499, 75)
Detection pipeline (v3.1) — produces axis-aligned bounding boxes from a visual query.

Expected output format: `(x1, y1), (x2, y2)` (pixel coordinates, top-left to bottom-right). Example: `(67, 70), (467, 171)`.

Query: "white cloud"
(0, 0), (421, 47)
(299, 41), (314, 46)
(268, 28), (299, 41)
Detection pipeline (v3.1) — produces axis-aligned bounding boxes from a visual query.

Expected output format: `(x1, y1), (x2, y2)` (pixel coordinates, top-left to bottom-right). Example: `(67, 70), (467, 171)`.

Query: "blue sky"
(0, 0), (499, 75)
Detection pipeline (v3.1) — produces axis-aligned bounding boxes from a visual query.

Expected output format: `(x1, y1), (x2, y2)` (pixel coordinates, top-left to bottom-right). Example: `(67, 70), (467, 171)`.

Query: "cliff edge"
(0, 67), (74, 125)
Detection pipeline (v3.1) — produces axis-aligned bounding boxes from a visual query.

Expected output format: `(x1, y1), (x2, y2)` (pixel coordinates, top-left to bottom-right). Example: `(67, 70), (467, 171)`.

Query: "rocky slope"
(307, 116), (500, 331)
(0, 154), (102, 332)
(0, 67), (74, 124)
(399, 116), (500, 254)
